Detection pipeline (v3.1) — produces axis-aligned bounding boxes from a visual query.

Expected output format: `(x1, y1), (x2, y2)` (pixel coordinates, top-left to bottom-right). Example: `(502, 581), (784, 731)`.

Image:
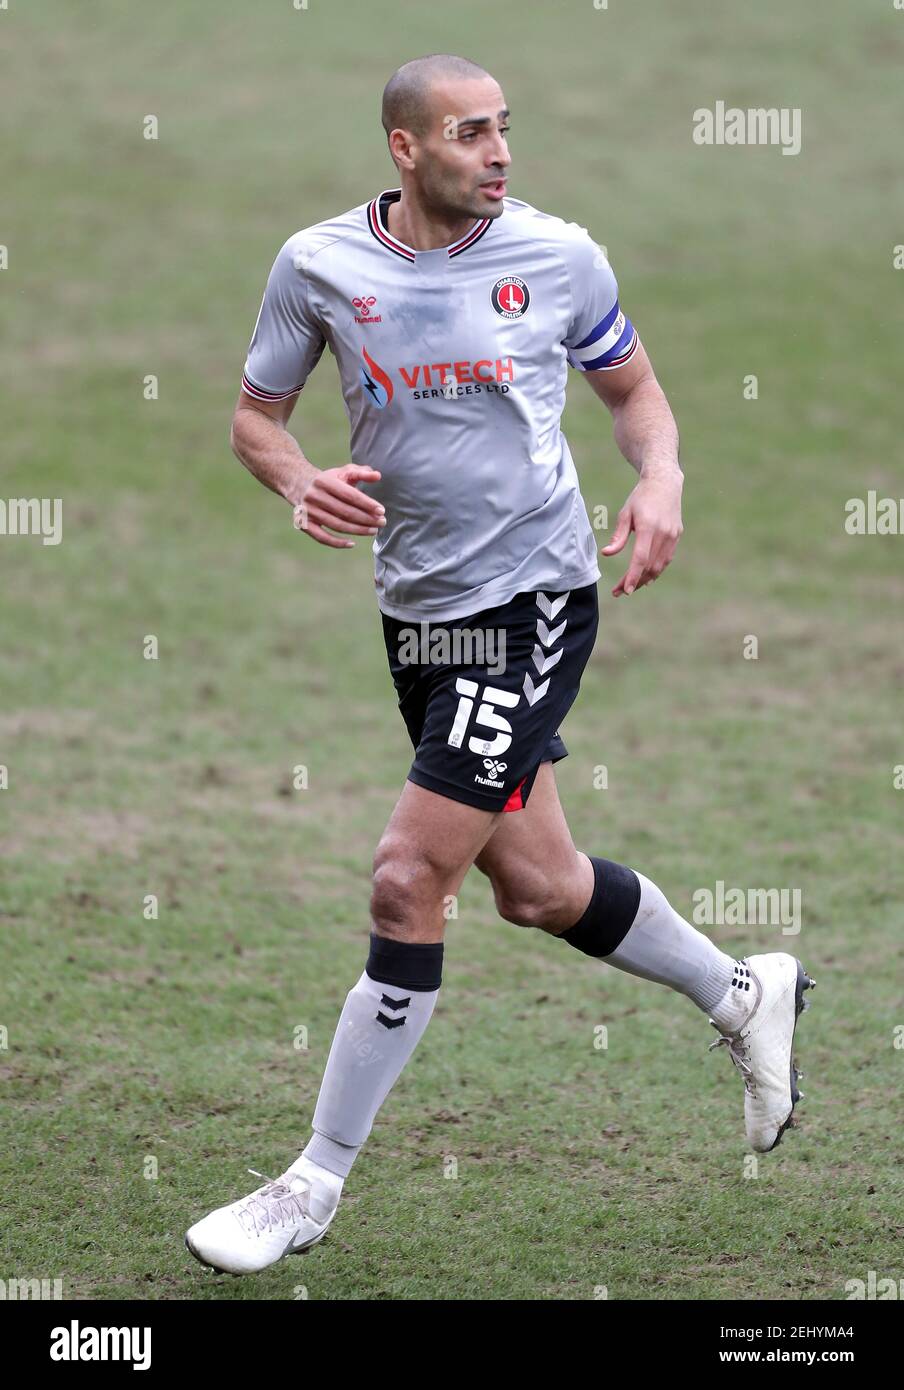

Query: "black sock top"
(366, 932), (444, 991)
(560, 857), (641, 958)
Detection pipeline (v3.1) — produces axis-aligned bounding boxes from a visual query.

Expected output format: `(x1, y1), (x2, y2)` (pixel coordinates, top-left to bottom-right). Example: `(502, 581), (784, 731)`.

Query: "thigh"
(473, 761), (582, 887)
(377, 777), (504, 893)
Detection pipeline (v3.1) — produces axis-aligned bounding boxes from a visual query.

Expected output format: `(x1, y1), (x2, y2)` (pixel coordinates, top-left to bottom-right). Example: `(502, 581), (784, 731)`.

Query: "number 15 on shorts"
(447, 678), (520, 758)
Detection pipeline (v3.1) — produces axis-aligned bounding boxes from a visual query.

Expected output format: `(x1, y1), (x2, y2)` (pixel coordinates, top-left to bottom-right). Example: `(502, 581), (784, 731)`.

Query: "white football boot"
(709, 953), (815, 1152)
(185, 1158), (343, 1275)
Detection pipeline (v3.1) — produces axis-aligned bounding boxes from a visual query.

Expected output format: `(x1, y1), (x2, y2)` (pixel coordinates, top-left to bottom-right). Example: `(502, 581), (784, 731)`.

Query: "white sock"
(605, 871), (746, 1019)
(283, 1154), (345, 1223)
(297, 948), (442, 1181)
(707, 959), (758, 1033)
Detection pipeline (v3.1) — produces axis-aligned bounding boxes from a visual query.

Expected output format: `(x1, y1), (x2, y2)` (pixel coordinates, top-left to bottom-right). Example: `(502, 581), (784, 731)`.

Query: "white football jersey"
(242, 188), (638, 621)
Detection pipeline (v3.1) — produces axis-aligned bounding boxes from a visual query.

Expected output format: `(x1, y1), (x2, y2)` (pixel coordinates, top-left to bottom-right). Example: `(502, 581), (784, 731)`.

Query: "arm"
(229, 389), (385, 550)
(232, 230), (386, 549)
(582, 339), (683, 596)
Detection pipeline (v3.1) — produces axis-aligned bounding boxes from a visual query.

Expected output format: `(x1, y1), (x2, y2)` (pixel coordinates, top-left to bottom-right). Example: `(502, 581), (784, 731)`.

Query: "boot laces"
(235, 1168), (312, 1238)
(708, 1025), (757, 1097)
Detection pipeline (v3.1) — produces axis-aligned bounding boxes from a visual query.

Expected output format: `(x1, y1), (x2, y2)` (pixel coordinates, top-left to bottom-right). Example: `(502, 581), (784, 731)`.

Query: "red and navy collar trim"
(367, 189), (492, 261)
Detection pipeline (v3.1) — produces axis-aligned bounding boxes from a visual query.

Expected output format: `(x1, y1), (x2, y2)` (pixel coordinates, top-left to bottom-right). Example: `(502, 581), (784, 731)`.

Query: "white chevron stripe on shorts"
(536, 591), (569, 620)
(536, 617), (567, 647)
(523, 591), (570, 706)
(531, 643), (563, 676)
(523, 672), (550, 706)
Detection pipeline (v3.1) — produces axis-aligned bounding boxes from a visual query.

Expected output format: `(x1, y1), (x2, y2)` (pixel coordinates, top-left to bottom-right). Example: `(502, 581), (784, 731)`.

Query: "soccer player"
(186, 54), (814, 1275)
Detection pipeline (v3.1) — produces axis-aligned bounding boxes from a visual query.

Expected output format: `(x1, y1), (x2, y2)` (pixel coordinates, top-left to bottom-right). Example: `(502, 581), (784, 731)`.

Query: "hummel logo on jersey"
(491, 276), (530, 319)
(352, 294), (381, 324)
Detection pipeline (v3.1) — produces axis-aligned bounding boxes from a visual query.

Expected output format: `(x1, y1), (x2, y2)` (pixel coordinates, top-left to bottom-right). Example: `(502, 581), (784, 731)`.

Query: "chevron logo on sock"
(376, 992), (411, 1029)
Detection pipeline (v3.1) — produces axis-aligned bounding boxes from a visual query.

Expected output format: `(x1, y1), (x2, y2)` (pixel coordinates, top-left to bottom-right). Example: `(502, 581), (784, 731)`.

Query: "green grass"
(1, 0), (902, 1300)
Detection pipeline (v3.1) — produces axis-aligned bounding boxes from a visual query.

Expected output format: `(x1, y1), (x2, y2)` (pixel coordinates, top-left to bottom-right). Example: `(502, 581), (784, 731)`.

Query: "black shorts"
(381, 583), (599, 813)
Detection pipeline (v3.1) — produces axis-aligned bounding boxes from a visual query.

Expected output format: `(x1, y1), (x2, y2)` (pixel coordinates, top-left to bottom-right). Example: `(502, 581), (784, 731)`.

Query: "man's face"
(407, 76), (512, 221)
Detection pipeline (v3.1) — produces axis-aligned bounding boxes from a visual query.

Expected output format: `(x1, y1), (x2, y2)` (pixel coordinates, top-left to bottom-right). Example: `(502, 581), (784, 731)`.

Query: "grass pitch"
(2, 0), (902, 1300)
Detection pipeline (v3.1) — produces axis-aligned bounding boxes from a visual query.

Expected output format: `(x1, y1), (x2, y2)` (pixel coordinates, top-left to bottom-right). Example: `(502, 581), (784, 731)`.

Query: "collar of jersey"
(367, 188), (492, 262)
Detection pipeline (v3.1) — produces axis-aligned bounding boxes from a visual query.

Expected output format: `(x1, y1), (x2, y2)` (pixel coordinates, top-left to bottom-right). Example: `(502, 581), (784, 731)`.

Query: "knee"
(370, 837), (445, 936)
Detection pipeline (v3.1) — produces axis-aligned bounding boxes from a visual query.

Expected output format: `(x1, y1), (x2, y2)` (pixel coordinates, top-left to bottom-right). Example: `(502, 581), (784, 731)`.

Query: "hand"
(600, 470), (683, 596)
(293, 465), (385, 549)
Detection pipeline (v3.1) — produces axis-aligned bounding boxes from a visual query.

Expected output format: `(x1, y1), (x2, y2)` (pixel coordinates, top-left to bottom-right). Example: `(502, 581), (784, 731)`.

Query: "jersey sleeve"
(561, 227), (639, 372)
(241, 238), (327, 401)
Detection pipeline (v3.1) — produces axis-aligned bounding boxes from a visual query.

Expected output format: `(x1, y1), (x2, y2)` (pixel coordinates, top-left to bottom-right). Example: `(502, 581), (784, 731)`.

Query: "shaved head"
(378, 55), (511, 237)
(381, 54), (493, 147)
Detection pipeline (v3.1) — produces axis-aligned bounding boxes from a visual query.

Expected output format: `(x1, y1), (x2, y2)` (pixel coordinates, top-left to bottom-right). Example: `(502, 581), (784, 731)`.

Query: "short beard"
(421, 174), (485, 225)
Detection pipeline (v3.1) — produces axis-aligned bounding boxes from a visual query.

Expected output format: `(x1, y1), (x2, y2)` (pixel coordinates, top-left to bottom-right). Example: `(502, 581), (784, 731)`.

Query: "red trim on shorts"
(502, 776), (527, 813)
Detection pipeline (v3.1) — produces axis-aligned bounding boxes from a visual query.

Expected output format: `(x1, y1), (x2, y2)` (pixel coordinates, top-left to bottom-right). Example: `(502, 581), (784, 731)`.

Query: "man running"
(186, 54), (813, 1276)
